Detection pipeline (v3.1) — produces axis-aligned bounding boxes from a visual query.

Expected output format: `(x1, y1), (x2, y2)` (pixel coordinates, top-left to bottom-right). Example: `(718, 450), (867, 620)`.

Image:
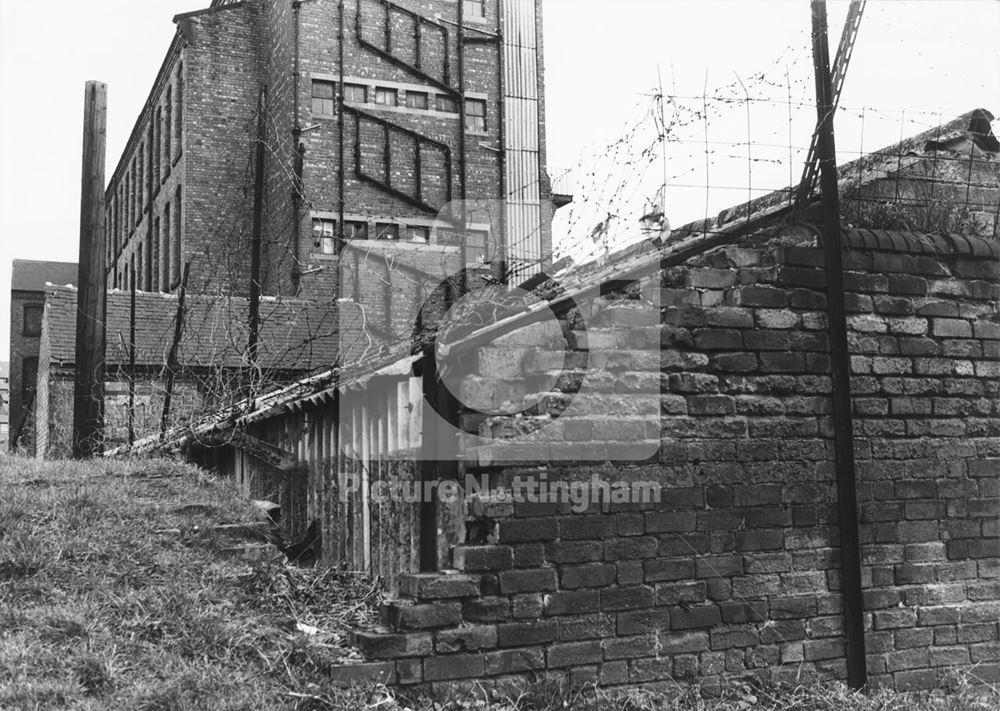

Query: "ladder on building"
(791, 0), (866, 218)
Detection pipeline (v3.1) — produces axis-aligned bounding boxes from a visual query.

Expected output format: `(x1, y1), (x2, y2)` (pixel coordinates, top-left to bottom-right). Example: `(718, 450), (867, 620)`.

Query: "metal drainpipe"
(810, 0), (867, 690)
(496, 0), (507, 283)
(291, 0), (303, 294)
(338, 0), (345, 250)
(457, 0), (468, 292)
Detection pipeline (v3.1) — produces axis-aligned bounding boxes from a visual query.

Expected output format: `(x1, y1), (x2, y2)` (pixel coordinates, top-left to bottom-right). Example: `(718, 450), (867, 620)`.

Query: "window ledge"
(343, 101), (460, 120)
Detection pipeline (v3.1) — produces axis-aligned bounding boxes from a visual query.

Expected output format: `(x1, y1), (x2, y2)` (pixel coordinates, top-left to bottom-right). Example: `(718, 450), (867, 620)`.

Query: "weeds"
(1, 457), (997, 710)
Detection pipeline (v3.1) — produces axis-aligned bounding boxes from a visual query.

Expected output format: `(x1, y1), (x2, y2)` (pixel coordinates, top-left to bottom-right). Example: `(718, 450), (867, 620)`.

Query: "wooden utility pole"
(248, 86), (267, 366)
(128, 264), (137, 446)
(810, 0), (867, 690)
(72, 81), (108, 459)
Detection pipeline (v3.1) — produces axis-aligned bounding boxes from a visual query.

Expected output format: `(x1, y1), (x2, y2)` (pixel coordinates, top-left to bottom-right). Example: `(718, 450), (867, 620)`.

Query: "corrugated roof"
(11, 260), (78, 293)
(44, 285), (337, 371)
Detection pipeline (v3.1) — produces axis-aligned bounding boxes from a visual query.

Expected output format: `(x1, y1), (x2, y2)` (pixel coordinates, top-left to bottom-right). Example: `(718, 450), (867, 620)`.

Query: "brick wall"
(183, 1), (265, 298)
(336, 229), (1000, 692)
(37, 365), (211, 460)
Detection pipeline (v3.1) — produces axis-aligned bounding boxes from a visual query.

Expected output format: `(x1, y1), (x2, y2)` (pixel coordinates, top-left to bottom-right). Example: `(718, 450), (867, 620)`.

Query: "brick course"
(334, 227), (1000, 692)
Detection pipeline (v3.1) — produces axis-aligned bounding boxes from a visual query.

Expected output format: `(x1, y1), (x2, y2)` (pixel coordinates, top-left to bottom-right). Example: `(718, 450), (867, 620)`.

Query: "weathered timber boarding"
(230, 368), (424, 583)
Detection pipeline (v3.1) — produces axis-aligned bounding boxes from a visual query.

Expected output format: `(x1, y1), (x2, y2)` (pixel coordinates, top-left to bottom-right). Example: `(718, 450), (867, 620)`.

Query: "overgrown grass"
(2, 457), (997, 710)
(0, 457), (379, 710)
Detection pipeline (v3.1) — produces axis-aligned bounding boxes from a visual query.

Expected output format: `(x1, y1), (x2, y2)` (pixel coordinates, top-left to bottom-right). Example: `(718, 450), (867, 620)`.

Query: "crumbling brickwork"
(334, 229), (999, 692)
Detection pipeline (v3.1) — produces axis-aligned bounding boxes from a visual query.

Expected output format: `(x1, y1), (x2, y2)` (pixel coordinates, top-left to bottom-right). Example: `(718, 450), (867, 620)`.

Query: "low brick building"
(142, 109), (999, 692)
(7, 259), (78, 453)
(0, 361), (9, 450)
(34, 284), (336, 459)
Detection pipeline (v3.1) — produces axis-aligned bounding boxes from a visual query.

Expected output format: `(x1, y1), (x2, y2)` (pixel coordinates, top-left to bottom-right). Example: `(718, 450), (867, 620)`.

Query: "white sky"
(1, 0), (998, 357)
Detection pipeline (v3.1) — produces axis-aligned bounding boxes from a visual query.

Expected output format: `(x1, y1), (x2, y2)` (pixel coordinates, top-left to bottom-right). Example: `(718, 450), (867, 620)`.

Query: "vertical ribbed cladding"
(502, 0), (543, 281)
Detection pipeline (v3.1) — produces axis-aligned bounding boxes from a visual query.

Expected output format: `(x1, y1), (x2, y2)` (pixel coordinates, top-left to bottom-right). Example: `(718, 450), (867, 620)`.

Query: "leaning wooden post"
(72, 81), (108, 459)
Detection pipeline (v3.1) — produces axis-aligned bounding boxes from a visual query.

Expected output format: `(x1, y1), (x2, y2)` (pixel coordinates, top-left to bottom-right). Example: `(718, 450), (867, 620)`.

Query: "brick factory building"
(7, 259), (78, 454)
(104, 0), (557, 353)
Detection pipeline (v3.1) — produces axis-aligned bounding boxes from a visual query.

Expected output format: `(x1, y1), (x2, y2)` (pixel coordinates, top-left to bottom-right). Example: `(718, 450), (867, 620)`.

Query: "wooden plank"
(223, 428), (297, 471)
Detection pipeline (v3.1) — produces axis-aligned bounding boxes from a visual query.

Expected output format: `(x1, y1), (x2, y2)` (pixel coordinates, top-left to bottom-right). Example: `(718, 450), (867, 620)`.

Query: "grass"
(0, 457), (379, 710)
(2, 457), (997, 710)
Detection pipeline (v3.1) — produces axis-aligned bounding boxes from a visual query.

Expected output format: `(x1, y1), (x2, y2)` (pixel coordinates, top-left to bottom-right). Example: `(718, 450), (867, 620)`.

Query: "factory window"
(375, 222), (399, 240)
(137, 146), (145, 215)
(344, 220), (369, 240)
(124, 173), (131, 234)
(374, 87), (398, 107)
(344, 83), (367, 104)
(435, 94), (457, 113)
(312, 80), (337, 116)
(130, 161), (137, 227)
(438, 228), (489, 263)
(165, 87), (173, 175)
(153, 107), (162, 188)
(312, 218), (336, 254)
(173, 187), (182, 288)
(137, 243), (144, 290)
(407, 225), (430, 243)
(22, 304), (43, 337)
(466, 229), (489, 263)
(175, 62), (184, 151)
(465, 98), (487, 132)
(161, 203), (171, 292)
(464, 0), (486, 19)
(405, 91), (428, 110)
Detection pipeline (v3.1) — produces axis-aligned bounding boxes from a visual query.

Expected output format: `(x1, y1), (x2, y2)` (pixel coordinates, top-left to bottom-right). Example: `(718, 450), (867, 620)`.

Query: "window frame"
(312, 217), (337, 254)
(22, 303), (43, 337)
(435, 94), (458, 113)
(463, 0), (487, 20)
(405, 91), (429, 110)
(344, 83), (368, 104)
(375, 222), (400, 241)
(344, 220), (369, 240)
(407, 225), (430, 243)
(311, 79), (337, 116)
(464, 98), (487, 133)
(374, 86), (398, 107)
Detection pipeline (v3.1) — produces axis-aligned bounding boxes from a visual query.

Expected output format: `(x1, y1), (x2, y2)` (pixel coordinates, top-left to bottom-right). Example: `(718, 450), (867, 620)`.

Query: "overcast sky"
(1, 0), (998, 357)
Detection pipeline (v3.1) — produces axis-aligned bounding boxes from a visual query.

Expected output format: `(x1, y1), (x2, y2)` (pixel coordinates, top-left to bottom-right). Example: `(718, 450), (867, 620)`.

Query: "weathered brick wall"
(338, 230), (1000, 692)
(183, 1), (265, 298)
(38, 367), (205, 460)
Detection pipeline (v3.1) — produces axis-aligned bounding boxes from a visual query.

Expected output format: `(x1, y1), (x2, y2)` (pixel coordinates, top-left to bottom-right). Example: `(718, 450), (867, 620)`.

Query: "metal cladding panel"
(504, 98), (539, 152)
(506, 203), (542, 279)
(502, 0), (543, 277)
(507, 151), (541, 203)
(503, 0), (538, 50)
(504, 46), (538, 99)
